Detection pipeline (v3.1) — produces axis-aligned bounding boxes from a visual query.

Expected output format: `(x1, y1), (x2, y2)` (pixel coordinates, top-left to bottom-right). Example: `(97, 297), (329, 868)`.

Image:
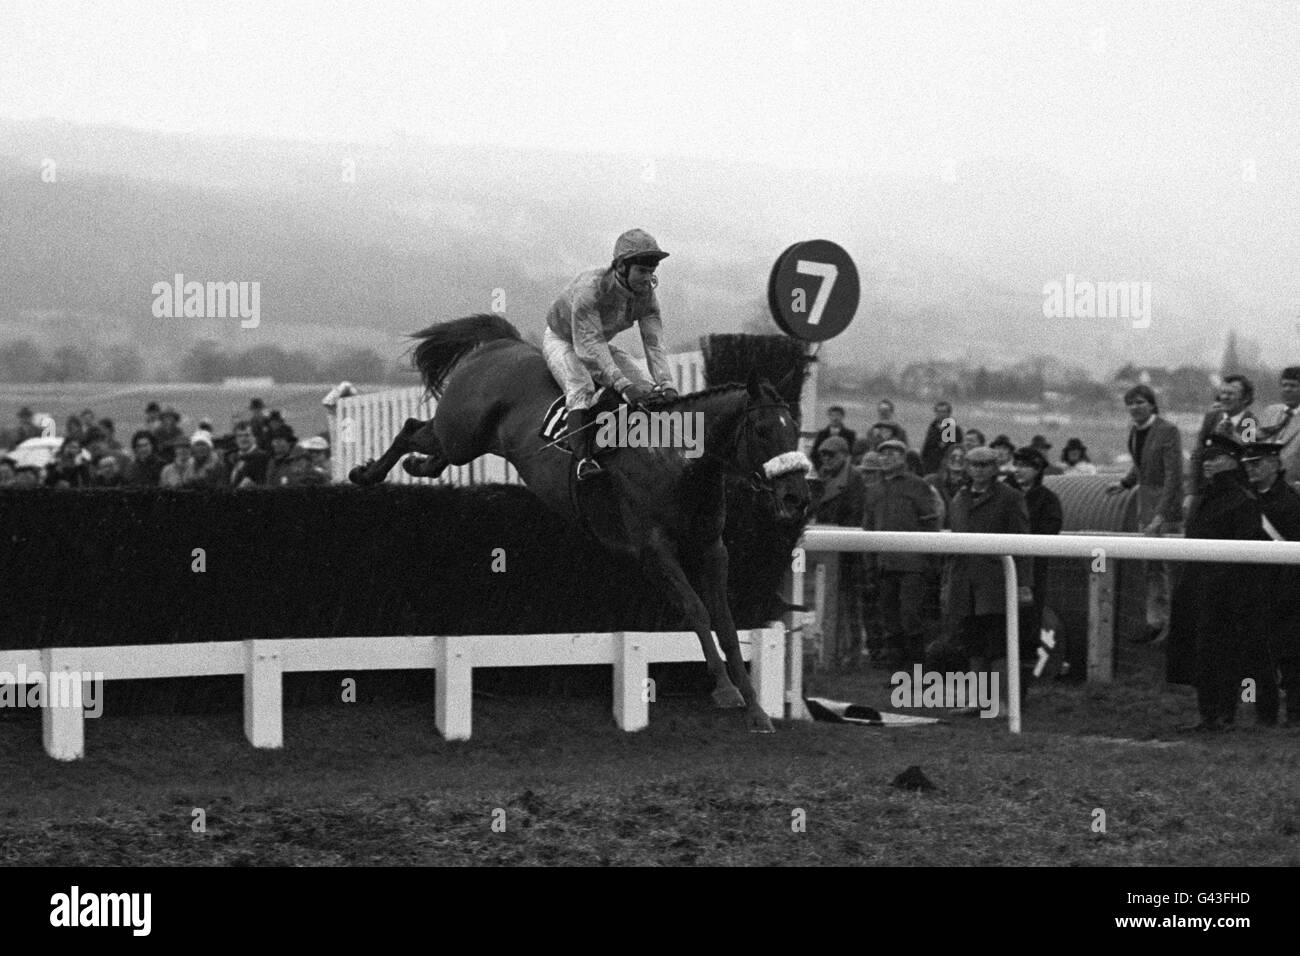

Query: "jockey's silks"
(545, 267), (674, 393)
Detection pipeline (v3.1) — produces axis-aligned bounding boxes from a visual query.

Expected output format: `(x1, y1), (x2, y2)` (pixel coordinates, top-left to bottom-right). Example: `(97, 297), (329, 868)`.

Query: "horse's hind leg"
(400, 421), (451, 479)
(348, 418), (428, 485)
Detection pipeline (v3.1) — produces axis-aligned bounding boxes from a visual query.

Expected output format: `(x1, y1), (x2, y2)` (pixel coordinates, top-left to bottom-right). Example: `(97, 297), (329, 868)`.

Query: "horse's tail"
(410, 313), (523, 396)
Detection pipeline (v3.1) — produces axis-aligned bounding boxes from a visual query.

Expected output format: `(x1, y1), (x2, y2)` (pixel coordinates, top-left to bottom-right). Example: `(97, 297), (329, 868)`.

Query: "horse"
(349, 313), (812, 732)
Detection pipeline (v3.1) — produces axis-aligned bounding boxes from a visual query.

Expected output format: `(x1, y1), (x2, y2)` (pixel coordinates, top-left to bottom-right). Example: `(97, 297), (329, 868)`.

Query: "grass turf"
(1, 648), (1297, 866)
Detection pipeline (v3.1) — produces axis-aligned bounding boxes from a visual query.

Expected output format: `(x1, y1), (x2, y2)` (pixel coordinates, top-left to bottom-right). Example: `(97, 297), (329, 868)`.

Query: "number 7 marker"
(796, 260), (838, 325)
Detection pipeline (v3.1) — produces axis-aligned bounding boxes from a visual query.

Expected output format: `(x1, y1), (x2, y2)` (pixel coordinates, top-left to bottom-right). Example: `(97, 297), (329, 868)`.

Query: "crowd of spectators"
(806, 372), (1300, 729)
(0, 398), (333, 489)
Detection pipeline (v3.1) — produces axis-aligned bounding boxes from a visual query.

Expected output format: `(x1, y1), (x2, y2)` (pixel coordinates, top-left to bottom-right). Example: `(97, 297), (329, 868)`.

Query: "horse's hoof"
(712, 685), (745, 709)
(747, 712), (776, 734)
(401, 454), (427, 476)
(348, 463), (377, 485)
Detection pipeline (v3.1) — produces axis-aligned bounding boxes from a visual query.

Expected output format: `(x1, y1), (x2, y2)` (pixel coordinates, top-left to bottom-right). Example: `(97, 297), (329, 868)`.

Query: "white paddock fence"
(4, 628), (787, 761)
(795, 528), (1300, 733)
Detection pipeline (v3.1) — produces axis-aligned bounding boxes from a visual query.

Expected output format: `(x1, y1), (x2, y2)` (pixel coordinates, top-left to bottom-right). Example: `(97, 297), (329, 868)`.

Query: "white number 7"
(796, 260), (837, 325)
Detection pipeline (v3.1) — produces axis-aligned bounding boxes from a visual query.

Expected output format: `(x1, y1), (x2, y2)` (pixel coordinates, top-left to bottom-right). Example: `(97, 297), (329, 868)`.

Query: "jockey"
(543, 228), (680, 479)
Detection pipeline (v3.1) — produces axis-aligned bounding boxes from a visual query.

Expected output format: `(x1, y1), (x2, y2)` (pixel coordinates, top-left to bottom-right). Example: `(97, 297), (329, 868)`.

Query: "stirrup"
(576, 456), (606, 480)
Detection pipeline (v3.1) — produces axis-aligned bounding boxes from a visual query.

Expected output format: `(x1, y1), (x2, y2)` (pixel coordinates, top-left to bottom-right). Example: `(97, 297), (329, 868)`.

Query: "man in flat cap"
(811, 434), (868, 668)
(1167, 434), (1269, 731)
(1242, 441), (1300, 725)
(864, 438), (942, 669)
(944, 445), (1033, 709)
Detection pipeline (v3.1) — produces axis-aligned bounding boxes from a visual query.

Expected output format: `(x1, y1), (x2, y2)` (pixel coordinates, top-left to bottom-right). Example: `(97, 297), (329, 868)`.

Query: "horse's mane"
(655, 380), (784, 409)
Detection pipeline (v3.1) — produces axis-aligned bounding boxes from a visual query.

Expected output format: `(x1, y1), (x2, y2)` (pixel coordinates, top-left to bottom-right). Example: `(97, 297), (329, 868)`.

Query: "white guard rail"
(797, 528), (1300, 734)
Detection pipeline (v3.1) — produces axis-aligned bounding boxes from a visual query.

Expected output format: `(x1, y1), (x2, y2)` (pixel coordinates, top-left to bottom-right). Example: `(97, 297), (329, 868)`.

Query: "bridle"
(718, 398), (812, 497)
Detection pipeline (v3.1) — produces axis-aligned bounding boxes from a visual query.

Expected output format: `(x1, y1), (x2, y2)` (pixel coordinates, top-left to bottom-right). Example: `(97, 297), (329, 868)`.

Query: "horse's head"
(730, 370), (812, 522)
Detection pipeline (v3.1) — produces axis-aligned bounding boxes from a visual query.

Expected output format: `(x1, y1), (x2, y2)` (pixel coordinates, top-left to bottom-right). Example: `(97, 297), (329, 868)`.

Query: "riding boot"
(566, 408), (605, 480)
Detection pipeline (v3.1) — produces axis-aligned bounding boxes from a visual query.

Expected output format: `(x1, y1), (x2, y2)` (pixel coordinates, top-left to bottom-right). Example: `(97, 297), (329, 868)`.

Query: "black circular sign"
(767, 239), (860, 342)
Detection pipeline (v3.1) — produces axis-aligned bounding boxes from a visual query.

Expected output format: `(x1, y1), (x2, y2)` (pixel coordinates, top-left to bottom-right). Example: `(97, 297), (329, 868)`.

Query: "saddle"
(538, 388), (619, 454)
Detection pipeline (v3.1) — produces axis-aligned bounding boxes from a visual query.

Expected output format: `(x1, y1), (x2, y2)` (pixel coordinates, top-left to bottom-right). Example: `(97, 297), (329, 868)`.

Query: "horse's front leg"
(348, 417), (427, 485)
(693, 538), (775, 733)
(640, 529), (743, 712)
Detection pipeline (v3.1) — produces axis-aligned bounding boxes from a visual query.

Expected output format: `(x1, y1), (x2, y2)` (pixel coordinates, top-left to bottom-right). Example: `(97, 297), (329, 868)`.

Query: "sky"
(3, 0), (1297, 181)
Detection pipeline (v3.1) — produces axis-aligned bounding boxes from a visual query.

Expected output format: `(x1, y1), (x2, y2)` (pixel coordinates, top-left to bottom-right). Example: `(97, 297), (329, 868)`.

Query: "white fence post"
(612, 632), (649, 732)
(41, 647), (84, 762)
(243, 640), (283, 749)
(752, 625), (785, 720)
(436, 636), (473, 741)
(1087, 561), (1116, 683)
(785, 566), (811, 721)
(1001, 556), (1021, 735)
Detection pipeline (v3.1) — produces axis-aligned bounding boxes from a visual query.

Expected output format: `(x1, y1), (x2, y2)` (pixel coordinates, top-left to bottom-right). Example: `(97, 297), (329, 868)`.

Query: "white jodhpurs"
(541, 327), (654, 410)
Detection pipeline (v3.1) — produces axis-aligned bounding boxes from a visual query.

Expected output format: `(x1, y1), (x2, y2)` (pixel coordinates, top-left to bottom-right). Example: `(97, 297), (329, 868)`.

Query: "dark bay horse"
(349, 313), (811, 732)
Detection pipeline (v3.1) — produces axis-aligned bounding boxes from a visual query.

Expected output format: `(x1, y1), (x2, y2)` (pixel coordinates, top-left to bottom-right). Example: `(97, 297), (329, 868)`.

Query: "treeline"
(0, 338), (408, 384)
(0, 340), (144, 383)
(839, 360), (1274, 410)
(177, 340), (406, 384)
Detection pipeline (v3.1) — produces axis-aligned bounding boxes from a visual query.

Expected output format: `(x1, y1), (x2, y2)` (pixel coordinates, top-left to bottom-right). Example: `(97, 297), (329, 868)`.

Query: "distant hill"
(2, 117), (1297, 378)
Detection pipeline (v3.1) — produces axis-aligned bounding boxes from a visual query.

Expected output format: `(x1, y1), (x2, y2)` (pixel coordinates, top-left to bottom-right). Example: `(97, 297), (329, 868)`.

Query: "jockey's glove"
(651, 384), (679, 402)
(620, 382), (654, 407)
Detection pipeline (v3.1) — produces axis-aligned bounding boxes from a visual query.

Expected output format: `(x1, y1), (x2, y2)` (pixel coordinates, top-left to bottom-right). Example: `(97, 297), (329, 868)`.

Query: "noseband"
(723, 401), (813, 496)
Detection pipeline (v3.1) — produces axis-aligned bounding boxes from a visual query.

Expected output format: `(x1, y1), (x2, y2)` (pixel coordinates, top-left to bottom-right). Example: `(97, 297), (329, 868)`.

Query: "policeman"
(1241, 441), (1300, 726)
(1167, 434), (1268, 731)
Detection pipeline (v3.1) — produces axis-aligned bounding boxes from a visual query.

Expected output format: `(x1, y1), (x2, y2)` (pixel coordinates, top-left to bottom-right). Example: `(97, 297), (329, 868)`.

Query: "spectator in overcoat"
(93, 455), (125, 487)
(944, 445), (1033, 705)
(1241, 440), (1300, 726)
(44, 438), (93, 488)
(920, 401), (962, 475)
(121, 430), (164, 486)
(863, 439), (941, 668)
(1106, 384), (1184, 644)
(159, 438), (194, 487)
(281, 446), (331, 486)
(229, 422), (270, 488)
(1166, 434), (1269, 731)
(925, 442), (966, 528)
(811, 435), (868, 668)
(1188, 374), (1259, 502)
(1012, 446), (1064, 674)
(811, 406), (856, 460)
(988, 435), (1018, 487)
(873, 399), (909, 447)
(812, 436), (865, 525)
(265, 426), (299, 487)
(1028, 436), (1064, 476)
(186, 434), (228, 488)
(1257, 366), (1300, 492)
(153, 408), (184, 463)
